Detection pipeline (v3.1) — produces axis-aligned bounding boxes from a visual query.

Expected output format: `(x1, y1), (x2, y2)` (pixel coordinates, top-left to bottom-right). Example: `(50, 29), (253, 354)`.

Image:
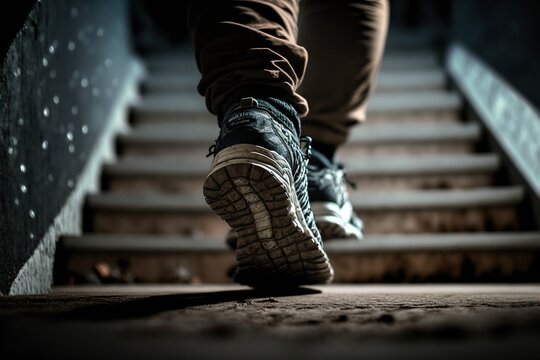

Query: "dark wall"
(0, 0), (37, 59)
(452, 0), (540, 109)
(0, 0), (132, 294)
(389, 0), (452, 29)
(130, 0), (190, 54)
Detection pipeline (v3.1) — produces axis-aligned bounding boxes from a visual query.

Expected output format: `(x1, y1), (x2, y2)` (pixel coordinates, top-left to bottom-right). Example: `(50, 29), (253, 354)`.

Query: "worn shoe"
(203, 96), (334, 287)
(225, 148), (364, 248)
(307, 149), (364, 240)
(225, 150), (364, 248)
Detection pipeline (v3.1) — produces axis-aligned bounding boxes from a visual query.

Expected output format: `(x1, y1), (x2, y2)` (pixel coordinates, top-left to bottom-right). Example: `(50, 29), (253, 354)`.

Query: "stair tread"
(86, 187), (523, 211)
(142, 68), (447, 93)
(132, 90), (462, 115)
(104, 153), (500, 177)
(61, 232), (540, 252)
(144, 51), (440, 73)
(377, 69), (447, 90)
(142, 74), (198, 90)
(119, 122), (480, 145)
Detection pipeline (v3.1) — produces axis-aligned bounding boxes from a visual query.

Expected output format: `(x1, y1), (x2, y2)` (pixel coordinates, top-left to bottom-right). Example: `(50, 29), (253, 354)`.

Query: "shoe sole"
(203, 144), (334, 287)
(311, 202), (364, 240)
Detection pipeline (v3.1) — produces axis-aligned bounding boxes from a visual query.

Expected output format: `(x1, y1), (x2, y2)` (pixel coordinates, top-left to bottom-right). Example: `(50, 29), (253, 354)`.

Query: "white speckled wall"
(0, 0), (135, 294)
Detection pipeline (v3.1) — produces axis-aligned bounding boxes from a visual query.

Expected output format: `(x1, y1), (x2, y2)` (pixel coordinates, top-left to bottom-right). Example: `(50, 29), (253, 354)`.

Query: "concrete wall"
(0, 0), (134, 294)
(452, 0), (540, 110)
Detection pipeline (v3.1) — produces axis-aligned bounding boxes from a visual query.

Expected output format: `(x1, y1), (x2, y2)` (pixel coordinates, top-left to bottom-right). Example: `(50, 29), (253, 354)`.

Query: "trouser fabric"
(188, 0), (389, 146)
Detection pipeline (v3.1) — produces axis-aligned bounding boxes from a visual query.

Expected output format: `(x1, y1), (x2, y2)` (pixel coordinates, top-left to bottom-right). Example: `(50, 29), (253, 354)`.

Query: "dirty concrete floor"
(1, 285), (540, 359)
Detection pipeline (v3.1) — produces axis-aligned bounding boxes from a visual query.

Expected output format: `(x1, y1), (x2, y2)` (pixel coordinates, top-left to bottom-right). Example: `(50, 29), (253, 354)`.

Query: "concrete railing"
(447, 43), (540, 222)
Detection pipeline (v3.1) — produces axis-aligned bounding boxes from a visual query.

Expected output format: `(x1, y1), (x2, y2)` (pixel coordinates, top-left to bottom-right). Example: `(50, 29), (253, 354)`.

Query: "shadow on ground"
(0, 286), (321, 320)
(2, 286), (540, 359)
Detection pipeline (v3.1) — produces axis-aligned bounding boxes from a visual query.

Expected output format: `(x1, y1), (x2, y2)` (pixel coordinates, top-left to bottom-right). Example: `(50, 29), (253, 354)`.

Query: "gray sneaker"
(203, 96), (334, 287)
(307, 149), (364, 240)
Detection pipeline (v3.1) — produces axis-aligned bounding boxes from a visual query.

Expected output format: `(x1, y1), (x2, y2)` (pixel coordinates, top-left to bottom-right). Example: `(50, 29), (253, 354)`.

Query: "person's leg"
(298, 0), (389, 159)
(188, 0), (333, 287)
(188, 0), (308, 120)
(298, 0), (389, 240)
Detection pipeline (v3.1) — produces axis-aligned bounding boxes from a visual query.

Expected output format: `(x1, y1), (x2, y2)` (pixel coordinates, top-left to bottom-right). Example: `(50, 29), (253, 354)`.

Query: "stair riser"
(105, 176), (204, 194)
(67, 252), (235, 283)
(117, 142), (476, 159)
(86, 211), (229, 237)
(369, 111), (459, 123)
(360, 207), (519, 234)
(129, 109), (461, 126)
(103, 173), (495, 194)
(86, 206), (520, 235)
(128, 111), (210, 126)
(63, 250), (540, 284)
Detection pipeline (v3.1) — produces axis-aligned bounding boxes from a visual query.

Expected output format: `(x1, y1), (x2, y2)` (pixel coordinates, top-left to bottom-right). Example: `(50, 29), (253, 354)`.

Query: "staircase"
(55, 38), (540, 286)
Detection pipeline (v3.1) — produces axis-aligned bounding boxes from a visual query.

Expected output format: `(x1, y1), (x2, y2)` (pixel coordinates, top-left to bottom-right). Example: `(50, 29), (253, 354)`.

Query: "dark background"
(0, 0), (36, 60)
(452, 0), (540, 109)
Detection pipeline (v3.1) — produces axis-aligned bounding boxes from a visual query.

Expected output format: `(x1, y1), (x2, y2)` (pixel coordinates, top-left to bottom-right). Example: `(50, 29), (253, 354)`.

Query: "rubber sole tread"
(204, 161), (333, 287)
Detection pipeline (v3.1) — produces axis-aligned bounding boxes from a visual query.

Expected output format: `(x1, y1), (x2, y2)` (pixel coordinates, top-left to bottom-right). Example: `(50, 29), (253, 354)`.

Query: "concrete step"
(130, 90), (462, 125)
(141, 69), (447, 94)
(84, 187), (524, 236)
(59, 232), (540, 283)
(143, 51), (440, 75)
(141, 74), (198, 94)
(385, 29), (443, 50)
(380, 51), (439, 70)
(376, 69), (447, 92)
(117, 122), (481, 158)
(102, 153), (500, 193)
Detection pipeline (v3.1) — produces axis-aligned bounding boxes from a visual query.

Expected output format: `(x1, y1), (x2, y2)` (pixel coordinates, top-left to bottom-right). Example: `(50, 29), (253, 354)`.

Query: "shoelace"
(206, 141), (217, 158)
(299, 136), (313, 162)
(293, 136), (323, 244)
(339, 164), (357, 190)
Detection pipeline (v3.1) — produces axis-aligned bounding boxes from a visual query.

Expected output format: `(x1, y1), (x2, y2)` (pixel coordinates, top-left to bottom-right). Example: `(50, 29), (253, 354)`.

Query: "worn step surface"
(130, 90), (462, 125)
(84, 187), (524, 235)
(117, 122), (481, 158)
(5, 284), (540, 360)
(59, 232), (540, 283)
(103, 153), (500, 193)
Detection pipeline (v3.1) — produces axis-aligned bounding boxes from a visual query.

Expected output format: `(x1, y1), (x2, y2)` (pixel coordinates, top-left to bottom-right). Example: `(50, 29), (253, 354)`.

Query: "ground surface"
(1, 285), (540, 359)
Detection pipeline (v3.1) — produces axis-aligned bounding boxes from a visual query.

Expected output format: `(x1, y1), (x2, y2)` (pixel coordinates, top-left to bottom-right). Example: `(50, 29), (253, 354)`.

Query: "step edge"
(102, 154), (500, 177)
(117, 123), (481, 145)
(85, 187), (524, 211)
(61, 232), (540, 253)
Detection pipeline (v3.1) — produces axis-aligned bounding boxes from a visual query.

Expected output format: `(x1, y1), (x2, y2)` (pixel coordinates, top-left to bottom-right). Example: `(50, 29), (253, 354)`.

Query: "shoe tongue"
(309, 148), (335, 170)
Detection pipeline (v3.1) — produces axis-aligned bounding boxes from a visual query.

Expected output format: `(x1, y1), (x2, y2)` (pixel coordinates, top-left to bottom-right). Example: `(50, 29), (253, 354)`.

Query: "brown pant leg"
(298, 0), (389, 146)
(188, 0), (309, 117)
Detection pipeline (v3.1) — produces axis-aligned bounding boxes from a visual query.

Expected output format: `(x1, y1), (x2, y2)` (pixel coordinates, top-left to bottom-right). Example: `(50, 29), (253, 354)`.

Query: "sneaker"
(203, 96), (334, 287)
(307, 149), (364, 240)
